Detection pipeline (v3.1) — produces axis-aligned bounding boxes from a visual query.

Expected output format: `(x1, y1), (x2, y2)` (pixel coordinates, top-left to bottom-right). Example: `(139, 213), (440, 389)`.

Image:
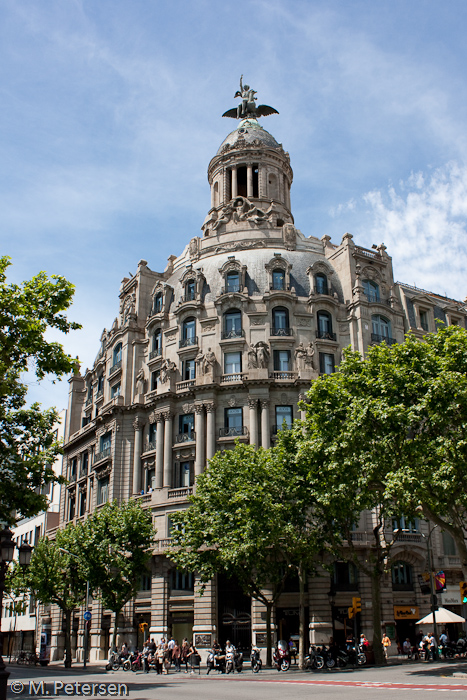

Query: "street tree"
(81, 500), (156, 654)
(25, 524), (88, 667)
(0, 256), (80, 524)
(169, 442), (327, 667)
(294, 325), (467, 663)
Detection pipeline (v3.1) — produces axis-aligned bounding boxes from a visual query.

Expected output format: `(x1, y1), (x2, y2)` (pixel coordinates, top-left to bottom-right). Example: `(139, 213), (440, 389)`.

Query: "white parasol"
(415, 607), (465, 625)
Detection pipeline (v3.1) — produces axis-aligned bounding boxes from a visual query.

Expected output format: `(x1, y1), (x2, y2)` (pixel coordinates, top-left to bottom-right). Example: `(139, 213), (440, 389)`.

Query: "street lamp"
(0, 528), (32, 700)
(420, 522), (439, 654)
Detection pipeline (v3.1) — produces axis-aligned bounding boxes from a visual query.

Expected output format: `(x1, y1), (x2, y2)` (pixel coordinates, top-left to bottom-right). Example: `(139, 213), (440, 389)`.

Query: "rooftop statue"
(222, 75), (279, 120)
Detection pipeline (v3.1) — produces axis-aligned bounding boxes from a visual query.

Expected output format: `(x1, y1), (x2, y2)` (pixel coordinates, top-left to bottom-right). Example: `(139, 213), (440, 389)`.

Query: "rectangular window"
(319, 353), (335, 374)
(111, 382), (121, 398)
(419, 310), (429, 332)
(173, 461), (194, 488)
(179, 413), (194, 435)
(170, 569), (194, 592)
(97, 477), (109, 506)
(151, 370), (160, 391)
(442, 532), (456, 556)
(225, 407), (243, 430)
(273, 350), (291, 371)
(100, 432), (111, 453)
(79, 490), (86, 517)
(275, 405), (293, 429)
(224, 351), (241, 374)
(146, 468), (155, 491)
(140, 574), (152, 591)
(81, 452), (89, 476)
(68, 495), (75, 520)
(392, 516), (419, 533)
(183, 359), (196, 380)
(70, 458), (77, 480)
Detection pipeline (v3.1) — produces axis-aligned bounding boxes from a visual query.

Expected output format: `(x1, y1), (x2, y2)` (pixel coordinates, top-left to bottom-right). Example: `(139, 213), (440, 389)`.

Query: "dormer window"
(112, 343), (122, 367)
(154, 293), (163, 313)
(226, 272), (240, 293)
(315, 274), (328, 295)
(150, 329), (162, 360)
(363, 279), (380, 303)
(272, 269), (285, 290)
(185, 280), (196, 302)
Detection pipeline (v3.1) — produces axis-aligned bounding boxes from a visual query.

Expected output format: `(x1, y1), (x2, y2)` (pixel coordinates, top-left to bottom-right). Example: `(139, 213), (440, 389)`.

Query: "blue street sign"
(83, 611), (92, 621)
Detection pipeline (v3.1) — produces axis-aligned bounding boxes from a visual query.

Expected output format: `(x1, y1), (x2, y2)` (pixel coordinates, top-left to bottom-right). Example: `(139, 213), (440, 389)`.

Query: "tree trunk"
(64, 608), (72, 668)
(370, 567), (385, 665)
(298, 562), (306, 670)
(265, 602), (273, 667)
(111, 610), (120, 653)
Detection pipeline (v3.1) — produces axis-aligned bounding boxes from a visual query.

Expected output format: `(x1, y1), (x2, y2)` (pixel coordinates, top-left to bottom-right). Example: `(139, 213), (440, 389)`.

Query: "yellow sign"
(394, 606), (419, 620)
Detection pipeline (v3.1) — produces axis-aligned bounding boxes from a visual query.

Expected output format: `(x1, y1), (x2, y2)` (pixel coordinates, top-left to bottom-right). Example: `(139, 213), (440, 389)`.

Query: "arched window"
(226, 271), (240, 293)
(223, 309), (242, 339)
(317, 311), (335, 340)
(185, 280), (196, 302)
(112, 343), (122, 367)
(181, 318), (196, 347)
(153, 293), (163, 314)
(363, 279), (380, 302)
(315, 274), (328, 295)
(272, 307), (291, 335)
(371, 315), (393, 343)
(391, 562), (413, 590)
(151, 329), (162, 358)
(272, 269), (285, 290)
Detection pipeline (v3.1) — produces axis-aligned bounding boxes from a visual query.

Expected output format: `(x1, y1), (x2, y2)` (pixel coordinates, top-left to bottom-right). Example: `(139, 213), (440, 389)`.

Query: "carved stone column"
(155, 413), (164, 489)
(132, 417), (143, 494)
(247, 164), (253, 198)
(261, 400), (270, 449)
(205, 402), (216, 462)
(163, 411), (173, 488)
(231, 165), (238, 199)
(195, 404), (206, 477)
(248, 397), (258, 447)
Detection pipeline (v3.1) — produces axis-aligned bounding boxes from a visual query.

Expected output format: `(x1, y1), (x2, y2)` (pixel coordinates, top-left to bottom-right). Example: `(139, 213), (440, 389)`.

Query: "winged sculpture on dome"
(222, 75), (279, 120)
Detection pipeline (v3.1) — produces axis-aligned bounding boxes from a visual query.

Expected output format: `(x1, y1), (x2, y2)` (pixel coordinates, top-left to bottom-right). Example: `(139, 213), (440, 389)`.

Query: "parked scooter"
(273, 640), (291, 672)
(304, 645), (325, 670)
(206, 649), (225, 674)
(250, 646), (262, 673)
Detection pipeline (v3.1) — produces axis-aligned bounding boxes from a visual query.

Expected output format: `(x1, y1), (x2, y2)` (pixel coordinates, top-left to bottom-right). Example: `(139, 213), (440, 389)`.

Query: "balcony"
(270, 371), (297, 381)
(394, 531), (422, 543)
(371, 333), (397, 345)
(225, 283), (241, 293)
(219, 426), (248, 438)
(176, 379), (196, 392)
(168, 487), (193, 500)
(182, 292), (196, 303)
(149, 348), (162, 360)
(316, 330), (337, 341)
(154, 537), (174, 551)
(109, 361), (121, 376)
(143, 440), (157, 453)
(93, 448), (111, 464)
(96, 388), (104, 400)
(271, 327), (293, 336)
(179, 336), (198, 349)
(270, 284), (291, 291)
(221, 373), (246, 384)
(221, 328), (245, 340)
(174, 431), (196, 444)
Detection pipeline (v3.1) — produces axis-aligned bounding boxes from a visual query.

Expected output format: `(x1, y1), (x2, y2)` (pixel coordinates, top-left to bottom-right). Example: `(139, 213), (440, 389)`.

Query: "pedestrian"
(188, 642), (200, 674)
(428, 632), (437, 661)
(382, 632), (391, 659)
(172, 640), (181, 672)
(155, 643), (165, 674)
(181, 639), (190, 673)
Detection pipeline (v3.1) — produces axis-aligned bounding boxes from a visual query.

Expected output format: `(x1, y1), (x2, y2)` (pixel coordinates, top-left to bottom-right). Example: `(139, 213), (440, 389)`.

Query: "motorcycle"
(206, 649), (225, 674)
(225, 647), (236, 674)
(346, 644), (367, 666)
(130, 651), (144, 672)
(273, 640), (291, 672)
(250, 647), (262, 673)
(304, 645), (324, 670)
(317, 645), (336, 669)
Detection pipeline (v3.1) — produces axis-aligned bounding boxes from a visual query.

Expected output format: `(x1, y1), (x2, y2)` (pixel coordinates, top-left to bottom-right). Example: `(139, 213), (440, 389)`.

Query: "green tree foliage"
(0, 256), (80, 524)
(81, 500), (156, 653)
(25, 524), (88, 667)
(294, 325), (467, 663)
(169, 442), (327, 667)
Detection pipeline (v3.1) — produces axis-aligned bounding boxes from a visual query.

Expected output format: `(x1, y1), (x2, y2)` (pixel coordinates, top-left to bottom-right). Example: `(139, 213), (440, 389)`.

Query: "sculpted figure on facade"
(283, 223), (297, 250)
(135, 368), (146, 396)
(247, 343), (258, 369)
(305, 342), (315, 369)
(160, 358), (176, 384)
(122, 291), (136, 324)
(202, 348), (216, 375)
(294, 342), (307, 370)
(255, 341), (270, 368)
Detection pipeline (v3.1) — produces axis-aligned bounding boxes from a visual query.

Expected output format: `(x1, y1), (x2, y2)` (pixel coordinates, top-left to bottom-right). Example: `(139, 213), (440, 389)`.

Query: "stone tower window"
(371, 315), (393, 343)
(272, 269), (285, 290)
(268, 172), (278, 199)
(363, 279), (380, 302)
(315, 274), (328, 295)
(272, 307), (291, 335)
(226, 271), (240, 293)
(317, 311), (334, 340)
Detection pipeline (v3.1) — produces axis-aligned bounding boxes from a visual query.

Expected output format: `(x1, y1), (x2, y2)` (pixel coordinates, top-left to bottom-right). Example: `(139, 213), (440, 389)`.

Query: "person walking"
(181, 639), (190, 673)
(172, 640), (181, 672)
(382, 633), (391, 659)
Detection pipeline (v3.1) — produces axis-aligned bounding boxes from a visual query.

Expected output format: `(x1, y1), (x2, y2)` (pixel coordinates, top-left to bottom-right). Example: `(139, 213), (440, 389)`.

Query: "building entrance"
(217, 574), (251, 652)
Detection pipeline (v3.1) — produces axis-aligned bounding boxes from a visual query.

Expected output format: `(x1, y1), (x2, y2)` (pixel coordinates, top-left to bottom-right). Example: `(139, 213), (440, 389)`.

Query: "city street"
(7, 659), (467, 700)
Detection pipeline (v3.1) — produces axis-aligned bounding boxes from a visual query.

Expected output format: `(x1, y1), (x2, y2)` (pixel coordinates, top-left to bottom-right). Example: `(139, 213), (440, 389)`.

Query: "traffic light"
(459, 581), (467, 603)
(348, 606), (355, 619)
(352, 597), (362, 614)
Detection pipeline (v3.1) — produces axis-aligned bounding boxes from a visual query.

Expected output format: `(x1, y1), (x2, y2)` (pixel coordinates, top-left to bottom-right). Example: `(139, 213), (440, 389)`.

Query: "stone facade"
(45, 110), (467, 661)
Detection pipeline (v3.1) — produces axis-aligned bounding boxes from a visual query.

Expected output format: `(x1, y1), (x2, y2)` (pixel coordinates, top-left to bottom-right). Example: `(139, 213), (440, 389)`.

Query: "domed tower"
(202, 81), (293, 237)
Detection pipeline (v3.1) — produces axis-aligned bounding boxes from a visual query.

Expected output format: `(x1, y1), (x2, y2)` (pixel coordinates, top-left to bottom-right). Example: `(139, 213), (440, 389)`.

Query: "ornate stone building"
(46, 85), (467, 660)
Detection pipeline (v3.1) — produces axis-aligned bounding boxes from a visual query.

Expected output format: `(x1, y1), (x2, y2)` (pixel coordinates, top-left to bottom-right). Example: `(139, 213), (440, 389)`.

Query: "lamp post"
(0, 528), (32, 700)
(421, 522), (439, 654)
(58, 548), (90, 669)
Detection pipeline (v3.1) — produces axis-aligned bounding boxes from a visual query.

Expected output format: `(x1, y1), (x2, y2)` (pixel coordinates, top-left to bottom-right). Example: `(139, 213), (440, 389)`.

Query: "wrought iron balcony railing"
(179, 336), (198, 348)
(219, 426), (248, 438)
(221, 328), (245, 340)
(271, 327), (293, 336)
(316, 330), (337, 341)
(371, 333), (397, 345)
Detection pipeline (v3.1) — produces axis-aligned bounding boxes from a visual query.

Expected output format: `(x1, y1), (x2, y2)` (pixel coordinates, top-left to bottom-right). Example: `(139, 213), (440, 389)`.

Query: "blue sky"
(2, 0), (467, 410)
